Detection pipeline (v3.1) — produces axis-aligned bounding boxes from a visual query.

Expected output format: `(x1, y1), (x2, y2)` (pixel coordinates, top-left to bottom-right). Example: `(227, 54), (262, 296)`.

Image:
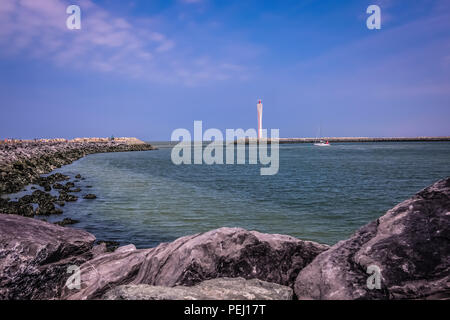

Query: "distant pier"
(234, 137), (450, 144)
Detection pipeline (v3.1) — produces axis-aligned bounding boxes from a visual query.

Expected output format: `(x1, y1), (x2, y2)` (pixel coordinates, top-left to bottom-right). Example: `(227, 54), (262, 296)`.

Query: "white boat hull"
(314, 143), (331, 147)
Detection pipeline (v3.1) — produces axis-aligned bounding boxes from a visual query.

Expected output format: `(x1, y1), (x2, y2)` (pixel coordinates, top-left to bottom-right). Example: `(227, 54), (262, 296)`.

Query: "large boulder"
(0, 214), (95, 299)
(63, 227), (328, 299)
(133, 228), (328, 287)
(62, 245), (153, 300)
(103, 277), (293, 300)
(294, 177), (450, 300)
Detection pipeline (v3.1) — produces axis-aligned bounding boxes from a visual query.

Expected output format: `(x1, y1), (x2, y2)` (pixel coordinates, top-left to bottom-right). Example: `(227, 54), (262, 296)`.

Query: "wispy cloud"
(0, 0), (247, 85)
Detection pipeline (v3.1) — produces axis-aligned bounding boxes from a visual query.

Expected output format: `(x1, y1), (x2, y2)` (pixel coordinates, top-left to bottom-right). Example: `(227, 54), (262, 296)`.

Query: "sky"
(0, 0), (449, 140)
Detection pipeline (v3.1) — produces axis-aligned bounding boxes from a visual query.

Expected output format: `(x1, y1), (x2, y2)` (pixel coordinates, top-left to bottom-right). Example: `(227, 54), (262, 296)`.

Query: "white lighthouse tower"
(257, 99), (263, 139)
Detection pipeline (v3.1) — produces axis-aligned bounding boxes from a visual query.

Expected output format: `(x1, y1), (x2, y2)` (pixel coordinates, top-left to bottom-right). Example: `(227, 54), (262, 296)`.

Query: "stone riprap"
(0, 138), (155, 219)
(0, 138), (155, 195)
(294, 177), (450, 300)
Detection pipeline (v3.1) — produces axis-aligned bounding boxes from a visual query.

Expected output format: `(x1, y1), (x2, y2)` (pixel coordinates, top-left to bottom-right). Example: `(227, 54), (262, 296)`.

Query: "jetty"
(0, 137), (156, 195)
(235, 136), (450, 144)
(0, 137), (148, 145)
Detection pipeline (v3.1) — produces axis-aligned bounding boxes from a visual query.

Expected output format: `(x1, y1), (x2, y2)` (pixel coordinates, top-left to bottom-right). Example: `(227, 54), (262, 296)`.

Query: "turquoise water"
(41, 142), (450, 248)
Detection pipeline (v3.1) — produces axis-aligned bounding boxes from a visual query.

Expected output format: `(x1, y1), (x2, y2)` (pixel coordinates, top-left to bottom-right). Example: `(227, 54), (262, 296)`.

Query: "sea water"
(34, 142), (450, 248)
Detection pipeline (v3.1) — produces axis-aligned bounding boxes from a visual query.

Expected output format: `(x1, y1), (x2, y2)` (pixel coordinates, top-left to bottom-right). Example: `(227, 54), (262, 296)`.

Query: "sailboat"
(314, 140), (331, 147)
(314, 126), (331, 147)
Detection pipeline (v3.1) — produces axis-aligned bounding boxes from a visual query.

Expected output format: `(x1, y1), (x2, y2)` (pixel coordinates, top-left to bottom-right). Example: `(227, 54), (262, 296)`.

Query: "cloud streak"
(0, 0), (247, 85)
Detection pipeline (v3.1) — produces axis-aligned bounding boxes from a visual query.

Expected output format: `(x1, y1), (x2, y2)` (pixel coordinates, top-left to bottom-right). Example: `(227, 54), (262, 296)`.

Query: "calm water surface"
(22, 142), (450, 248)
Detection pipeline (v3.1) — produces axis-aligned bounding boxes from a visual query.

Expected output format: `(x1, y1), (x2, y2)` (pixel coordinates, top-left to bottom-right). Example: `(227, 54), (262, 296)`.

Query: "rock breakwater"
(0, 138), (155, 195)
(0, 138), (156, 219)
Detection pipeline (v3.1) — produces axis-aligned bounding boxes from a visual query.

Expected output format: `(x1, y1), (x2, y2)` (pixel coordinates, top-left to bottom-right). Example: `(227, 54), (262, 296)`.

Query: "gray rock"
(65, 182), (75, 189)
(0, 189), (61, 217)
(54, 218), (80, 226)
(36, 201), (62, 215)
(294, 177), (450, 300)
(63, 227), (328, 300)
(53, 183), (65, 190)
(103, 277), (293, 300)
(0, 199), (34, 217)
(0, 214), (95, 299)
(95, 240), (120, 252)
(91, 243), (108, 258)
(134, 227), (328, 288)
(115, 244), (136, 253)
(62, 246), (152, 300)
(58, 191), (78, 202)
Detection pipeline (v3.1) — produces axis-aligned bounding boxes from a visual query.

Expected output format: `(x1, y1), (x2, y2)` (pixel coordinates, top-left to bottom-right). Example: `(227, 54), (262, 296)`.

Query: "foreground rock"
(0, 215), (95, 299)
(294, 177), (450, 300)
(95, 240), (120, 252)
(63, 228), (328, 299)
(135, 228), (328, 287)
(2, 178), (448, 300)
(103, 277), (293, 300)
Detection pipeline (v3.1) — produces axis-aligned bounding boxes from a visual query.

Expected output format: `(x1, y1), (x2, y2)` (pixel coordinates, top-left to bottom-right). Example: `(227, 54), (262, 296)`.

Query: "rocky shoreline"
(0, 138), (156, 219)
(0, 177), (449, 300)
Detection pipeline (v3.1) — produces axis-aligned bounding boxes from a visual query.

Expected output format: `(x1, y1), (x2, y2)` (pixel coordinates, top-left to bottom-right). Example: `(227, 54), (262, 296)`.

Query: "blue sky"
(0, 0), (449, 140)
